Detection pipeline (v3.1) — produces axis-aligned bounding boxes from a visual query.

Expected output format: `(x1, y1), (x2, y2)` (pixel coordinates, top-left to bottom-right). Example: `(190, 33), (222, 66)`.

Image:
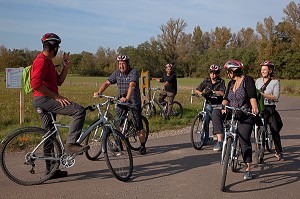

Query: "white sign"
(6, 68), (23, 88)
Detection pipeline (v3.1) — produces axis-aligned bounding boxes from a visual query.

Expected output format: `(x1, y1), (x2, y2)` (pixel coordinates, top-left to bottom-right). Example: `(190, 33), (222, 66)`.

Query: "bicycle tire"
(84, 124), (104, 160)
(142, 102), (157, 117)
(190, 114), (207, 150)
(265, 127), (274, 152)
(255, 126), (266, 164)
(103, 129), (133, 182)
(231, 138), (240, 172)
(126, 116), (150, 151)
(220, 137), (232, 192)
(0, 127), (62, 186)
(169, 101), (183, 118)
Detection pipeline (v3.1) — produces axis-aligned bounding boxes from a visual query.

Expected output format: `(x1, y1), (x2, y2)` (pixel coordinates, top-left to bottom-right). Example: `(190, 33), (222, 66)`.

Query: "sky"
(0, 0), (296, 54)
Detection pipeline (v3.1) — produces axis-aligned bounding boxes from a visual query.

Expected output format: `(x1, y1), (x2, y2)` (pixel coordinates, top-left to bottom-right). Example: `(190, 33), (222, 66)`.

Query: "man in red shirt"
(31, 33), (88, 178)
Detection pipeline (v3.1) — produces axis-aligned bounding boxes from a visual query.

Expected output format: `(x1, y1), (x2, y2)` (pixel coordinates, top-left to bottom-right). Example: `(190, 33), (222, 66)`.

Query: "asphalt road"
(0, 95), (299, 199)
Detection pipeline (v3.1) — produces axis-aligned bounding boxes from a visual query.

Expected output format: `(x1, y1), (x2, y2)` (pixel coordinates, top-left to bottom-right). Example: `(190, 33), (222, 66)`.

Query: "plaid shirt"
(196, 76), (226, 104)
(108, 68), (141, 105)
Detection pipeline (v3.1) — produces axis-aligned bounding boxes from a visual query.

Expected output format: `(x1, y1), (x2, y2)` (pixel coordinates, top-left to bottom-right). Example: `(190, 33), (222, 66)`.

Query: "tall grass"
(0, 74), (299, 141)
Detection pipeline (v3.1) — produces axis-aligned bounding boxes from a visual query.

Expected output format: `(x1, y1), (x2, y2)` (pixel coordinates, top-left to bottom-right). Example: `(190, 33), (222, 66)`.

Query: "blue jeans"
(203, 104), (213, 144)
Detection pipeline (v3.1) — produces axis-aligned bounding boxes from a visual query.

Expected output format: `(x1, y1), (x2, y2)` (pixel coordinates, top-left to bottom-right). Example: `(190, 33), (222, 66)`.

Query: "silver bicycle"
(0, 94), (133, 185)
(142, 87), (183, 119)
(219, 105), (254, 192)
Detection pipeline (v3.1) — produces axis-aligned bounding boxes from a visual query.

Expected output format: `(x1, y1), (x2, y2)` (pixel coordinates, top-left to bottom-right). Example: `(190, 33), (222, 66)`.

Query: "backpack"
(20, 65), (33, 94)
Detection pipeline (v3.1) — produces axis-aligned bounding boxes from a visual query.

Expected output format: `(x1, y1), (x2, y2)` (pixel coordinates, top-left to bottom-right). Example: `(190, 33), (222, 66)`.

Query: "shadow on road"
(225, 144), (300, 193)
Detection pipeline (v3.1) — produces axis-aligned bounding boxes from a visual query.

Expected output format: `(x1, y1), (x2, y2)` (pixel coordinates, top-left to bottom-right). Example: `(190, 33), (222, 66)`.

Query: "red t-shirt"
(30, 52), (59, 96)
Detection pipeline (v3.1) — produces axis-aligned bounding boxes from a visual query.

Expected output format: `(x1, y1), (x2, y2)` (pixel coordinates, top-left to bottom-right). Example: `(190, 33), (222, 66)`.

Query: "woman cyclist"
(255, 60), (284, 161)
(195, 64), (226, 149)
(216, 59), (258, 180)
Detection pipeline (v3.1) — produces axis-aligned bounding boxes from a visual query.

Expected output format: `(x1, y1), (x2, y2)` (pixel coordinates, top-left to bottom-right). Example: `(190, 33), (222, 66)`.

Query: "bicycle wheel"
(231, 138), (240, 172)
(190, 114), (207, 150)
(255, 126), (266, 164)
(84, 124), (104, 160)
(265, 127), (274, 152)
(169, 101), (183, 118)
(220, 137), (232, 192)
(0, 127), (62, 186)
(103, 129), (133, 182)
(126, 116), (150, 151)
(142, 102), (157, 117)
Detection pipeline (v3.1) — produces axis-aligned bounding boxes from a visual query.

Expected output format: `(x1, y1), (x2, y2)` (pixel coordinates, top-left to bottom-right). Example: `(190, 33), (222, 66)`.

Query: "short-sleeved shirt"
(160, 73), (177, 95)
(255, 78), (280, 106)
(224, 75), (257, 109)
(108, 68), (141, 105)
(196, 76), (226, 104)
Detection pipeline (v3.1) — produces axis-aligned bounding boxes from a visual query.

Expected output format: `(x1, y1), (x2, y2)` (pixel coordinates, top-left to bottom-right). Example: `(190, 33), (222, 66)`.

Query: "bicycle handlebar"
(213, 105), (256, 116)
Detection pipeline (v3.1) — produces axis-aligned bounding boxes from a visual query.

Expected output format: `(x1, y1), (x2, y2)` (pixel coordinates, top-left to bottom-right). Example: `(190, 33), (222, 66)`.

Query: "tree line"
(0, 2), (299, 79)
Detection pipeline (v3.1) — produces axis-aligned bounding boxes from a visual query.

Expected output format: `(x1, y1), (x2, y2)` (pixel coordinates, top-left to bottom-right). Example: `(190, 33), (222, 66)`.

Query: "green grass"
(0, 74), (299, 141)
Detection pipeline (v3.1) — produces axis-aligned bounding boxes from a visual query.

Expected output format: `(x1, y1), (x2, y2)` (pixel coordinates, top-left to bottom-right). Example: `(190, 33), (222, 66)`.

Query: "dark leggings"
(213, 109), (253, 163)
(265, 106), (283, 154)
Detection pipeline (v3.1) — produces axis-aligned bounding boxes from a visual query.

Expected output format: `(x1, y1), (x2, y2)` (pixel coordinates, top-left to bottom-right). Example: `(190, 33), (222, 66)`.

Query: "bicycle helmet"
(116, 55), (130, 66)
(260, 60), (275, 70)
(41, 33), (61, 46)
(165, 63), (173, 68)
(209, 64), (221, 74)
(224, 60), (243, 72)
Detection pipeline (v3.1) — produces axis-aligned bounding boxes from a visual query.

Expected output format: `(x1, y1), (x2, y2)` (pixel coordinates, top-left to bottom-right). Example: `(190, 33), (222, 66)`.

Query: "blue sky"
(0, 0), (295, 53)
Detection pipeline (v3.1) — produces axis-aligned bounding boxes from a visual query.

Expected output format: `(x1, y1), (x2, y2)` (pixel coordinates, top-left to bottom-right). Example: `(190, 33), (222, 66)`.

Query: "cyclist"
(194, 64), (226, 150)
(31, 33), (88, 178)
(217, 59), (258, 180)
(152, 63), (177, 120)
(255, 60), (284, 161)
(94, 55), (147, 155)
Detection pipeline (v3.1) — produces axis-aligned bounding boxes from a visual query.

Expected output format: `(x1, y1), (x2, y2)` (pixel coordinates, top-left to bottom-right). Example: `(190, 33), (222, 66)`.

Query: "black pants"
(264, 105), (283, 154)
(213, 109), (254, 163)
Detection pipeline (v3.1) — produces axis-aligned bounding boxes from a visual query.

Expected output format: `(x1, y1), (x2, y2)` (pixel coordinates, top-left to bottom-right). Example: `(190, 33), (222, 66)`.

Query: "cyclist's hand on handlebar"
(119, 97), (128, 103)
(93, 92), (102, 97)
(252, 108), (259, 115)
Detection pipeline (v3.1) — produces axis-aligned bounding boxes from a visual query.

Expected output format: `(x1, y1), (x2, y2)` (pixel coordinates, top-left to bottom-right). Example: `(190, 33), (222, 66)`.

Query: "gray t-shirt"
(255, 77), (280, 105)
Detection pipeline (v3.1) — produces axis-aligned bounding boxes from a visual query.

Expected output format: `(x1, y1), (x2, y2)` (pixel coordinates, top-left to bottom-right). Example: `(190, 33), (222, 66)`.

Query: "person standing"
(195, 64), (226, 149)
(255, 60), (284, 161)
(31, 33), (88, 178)
(152, 63), (177, 120)
(220, 59), (259, 180)
(94, 55), (147, 155)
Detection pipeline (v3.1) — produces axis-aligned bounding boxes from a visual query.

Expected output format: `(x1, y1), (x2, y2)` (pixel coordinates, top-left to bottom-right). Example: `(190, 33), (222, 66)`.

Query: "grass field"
(0, 74), (299, 141)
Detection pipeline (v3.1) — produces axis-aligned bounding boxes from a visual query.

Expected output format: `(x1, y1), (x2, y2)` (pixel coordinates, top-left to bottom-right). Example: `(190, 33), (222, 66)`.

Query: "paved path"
(0, 96), (299, 199)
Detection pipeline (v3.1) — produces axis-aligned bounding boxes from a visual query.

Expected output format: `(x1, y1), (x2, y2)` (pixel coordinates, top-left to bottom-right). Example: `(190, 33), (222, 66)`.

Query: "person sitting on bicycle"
(194, 64), (226, 149)
(31, 33), (88, 178)
(152, 63), (177, 120)
(94, 55), (147, 155)
(255, 60), (284, 161)
(220, 59), (259, 180)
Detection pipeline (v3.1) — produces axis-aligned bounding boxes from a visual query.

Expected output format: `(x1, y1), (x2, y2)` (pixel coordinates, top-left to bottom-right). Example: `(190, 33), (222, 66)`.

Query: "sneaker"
(139, 145), (147, 155)
(49, 169), (68, 179)
(65, 143), (90, 155)
(213, 141), (222, 151)
(275, 153), (284, 161)
(243, 171), (253, 180)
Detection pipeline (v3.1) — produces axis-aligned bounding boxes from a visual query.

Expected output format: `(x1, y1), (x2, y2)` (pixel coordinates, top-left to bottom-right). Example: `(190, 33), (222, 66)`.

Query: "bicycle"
(0, 95), (133, 185)
(219, 105), (255, 192)
(190, 93), (219, 150)
(253, 112), (274, 164)
(142, 87), (183, 119)
(115, 102), (150, 151)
